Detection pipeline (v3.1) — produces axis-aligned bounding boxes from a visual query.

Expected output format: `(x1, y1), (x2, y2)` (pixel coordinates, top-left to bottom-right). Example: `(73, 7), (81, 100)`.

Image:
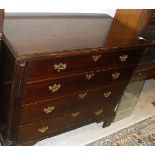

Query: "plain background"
(1, 1), (116, 17)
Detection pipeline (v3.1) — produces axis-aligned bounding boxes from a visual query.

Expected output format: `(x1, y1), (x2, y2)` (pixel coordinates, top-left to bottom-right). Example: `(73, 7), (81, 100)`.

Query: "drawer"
(23, 65), (135, 104)
(20, 82), (127, 124)
(25, 48), (144, 81)
(89, 100), (119, 120)
(131, 70), (148, 82)
(147, 67), (155, 79)
(17, 100), (117, 143)
(17, 107), (91, 143)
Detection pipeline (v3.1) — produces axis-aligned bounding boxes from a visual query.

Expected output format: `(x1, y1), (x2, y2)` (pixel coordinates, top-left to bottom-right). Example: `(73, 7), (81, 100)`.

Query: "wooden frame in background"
(114, 9), (153, 35)
(0, 9), (4, 35)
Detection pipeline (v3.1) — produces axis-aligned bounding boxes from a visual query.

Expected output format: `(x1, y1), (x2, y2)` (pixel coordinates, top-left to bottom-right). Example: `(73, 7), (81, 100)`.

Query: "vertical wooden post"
(114, 9), (153, 35)
(0, 9), (4, 36)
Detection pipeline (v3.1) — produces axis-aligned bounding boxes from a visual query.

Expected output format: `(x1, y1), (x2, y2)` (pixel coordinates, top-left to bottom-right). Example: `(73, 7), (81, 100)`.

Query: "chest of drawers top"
(2, 13), (150, 59)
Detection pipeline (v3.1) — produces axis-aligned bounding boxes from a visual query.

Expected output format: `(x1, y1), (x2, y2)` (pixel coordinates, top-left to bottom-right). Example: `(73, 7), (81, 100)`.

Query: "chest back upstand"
(0, 13), (152, 145)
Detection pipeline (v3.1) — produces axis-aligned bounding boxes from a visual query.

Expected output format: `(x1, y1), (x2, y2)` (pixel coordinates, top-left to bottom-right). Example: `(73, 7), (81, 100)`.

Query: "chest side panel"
(0, 40), (16, 138)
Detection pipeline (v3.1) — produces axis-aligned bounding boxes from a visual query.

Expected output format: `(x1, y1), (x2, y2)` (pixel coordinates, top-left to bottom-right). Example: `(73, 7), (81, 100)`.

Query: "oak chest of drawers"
(0, 12), (152, 145)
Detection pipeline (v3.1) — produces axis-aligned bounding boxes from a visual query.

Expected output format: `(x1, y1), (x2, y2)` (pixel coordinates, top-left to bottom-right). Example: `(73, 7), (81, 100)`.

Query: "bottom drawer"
(17, 111), (75, 143)
(17, 100), (119, 144)
(17, 108), (91, 143)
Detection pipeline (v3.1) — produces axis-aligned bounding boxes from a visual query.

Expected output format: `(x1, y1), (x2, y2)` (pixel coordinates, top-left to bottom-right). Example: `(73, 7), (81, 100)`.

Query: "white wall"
(5, 9), (116, 17)
(1, 0), (154, 18)
(1, 0), (116, 17)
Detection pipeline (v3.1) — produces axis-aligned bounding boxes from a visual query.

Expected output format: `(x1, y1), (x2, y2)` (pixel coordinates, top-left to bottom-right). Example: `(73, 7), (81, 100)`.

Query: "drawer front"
(20, 82), (127, 124)
(25, 48), (144, 81)
(17, 100), (117, 143)
(23, 65), (135, 104)
(131, 70), (147, 82)
(89, 100), (119, 120)
(17, 107), (91, 143)
(147, 67), (155, 79)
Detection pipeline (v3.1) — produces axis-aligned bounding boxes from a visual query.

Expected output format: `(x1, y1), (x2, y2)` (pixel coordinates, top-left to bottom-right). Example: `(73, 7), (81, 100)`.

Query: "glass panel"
(114, 46), (154, 122)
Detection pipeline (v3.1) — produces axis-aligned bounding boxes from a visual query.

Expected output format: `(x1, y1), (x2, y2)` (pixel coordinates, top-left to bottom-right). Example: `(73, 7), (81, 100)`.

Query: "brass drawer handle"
(112, 72), (120, 79)
(43, 106), (55, 114)
(72, 112), (80, 118)
(38, 126), (48, 133)
(92, 54), (102, 62)
(49, 84), (61, 93)
(78, 93), (87, 99)
(86, 73), (94, 80)
(54, 63), (67, 72)
(119, 54), (128, 62)
(104, 91), (112, 98)
(95, 109), (103, 116)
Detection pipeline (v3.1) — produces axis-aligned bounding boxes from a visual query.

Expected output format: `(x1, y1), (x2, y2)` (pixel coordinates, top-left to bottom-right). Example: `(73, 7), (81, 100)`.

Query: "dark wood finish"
(3, 13), (149, 58)
(0, 13), (151, 145)
(0, 40), (16, 145)
(145, 59), (155, 79)
(23, 65), (135, 104)
(17, 109), (74, 143)
(147, 68), (155, 79)
(17, 114), (115, 146)
(18, 99), (118, 144)
(20, 82), (127, 124)
(25, 47), (144, 81)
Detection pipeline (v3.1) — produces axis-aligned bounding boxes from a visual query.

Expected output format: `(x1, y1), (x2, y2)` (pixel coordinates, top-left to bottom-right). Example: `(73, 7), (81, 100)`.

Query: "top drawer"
(25, 48), (144, 81)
